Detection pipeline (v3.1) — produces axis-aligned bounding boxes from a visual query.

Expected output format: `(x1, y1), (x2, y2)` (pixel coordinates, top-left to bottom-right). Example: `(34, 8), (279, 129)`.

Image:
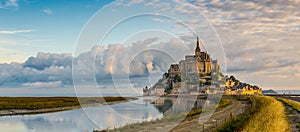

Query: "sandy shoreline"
(0, 98), (135, 117)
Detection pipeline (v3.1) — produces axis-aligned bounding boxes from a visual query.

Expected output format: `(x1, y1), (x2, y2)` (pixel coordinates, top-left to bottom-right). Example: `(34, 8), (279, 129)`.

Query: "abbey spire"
(196, 37), (201, 51)
(195, 36), (201, 56)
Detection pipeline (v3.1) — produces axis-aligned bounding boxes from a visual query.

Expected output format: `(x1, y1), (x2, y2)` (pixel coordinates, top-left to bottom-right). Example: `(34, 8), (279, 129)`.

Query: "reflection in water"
(0, 97), (207, 132)
(0, 121), (28, 132)
(149, 97), (206, 116)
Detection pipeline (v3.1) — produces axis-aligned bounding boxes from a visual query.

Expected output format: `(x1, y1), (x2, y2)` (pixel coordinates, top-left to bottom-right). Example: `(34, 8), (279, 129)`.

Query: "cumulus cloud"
(0, 37), (195, 87)
(0, 62), (72, 86)
(23, 52), (72, 70)
(75, 37), (192, 81)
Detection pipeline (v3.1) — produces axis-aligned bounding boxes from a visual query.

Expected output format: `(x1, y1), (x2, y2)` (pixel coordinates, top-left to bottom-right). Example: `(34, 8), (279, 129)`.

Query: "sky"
(0, 0), (300, 92)
(0, 0), (113, 62)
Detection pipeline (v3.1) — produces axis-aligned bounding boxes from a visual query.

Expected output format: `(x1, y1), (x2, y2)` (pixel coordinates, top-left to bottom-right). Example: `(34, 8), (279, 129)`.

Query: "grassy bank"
(0, 97), (132, 110)
(277, 98), (300, 112)
(216, 96), (289, 132)
(95, 98), (232, 132)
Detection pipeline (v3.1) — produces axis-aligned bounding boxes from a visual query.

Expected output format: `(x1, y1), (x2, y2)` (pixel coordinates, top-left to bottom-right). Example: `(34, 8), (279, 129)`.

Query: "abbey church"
(169, 37), (220, 78)
(143, 37), (222, 96)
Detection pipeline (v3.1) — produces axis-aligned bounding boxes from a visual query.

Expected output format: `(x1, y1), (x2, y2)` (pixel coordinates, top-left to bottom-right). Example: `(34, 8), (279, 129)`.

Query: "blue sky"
(0, 0), (114, 63)
(0, 0), (190, 62)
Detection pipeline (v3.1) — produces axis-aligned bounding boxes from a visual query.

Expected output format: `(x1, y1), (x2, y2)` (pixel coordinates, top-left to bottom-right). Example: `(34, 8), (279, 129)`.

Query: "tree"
(229, 75), (236, 82)
(163, 72), (169, 79)
(174, 74), (181, 82)
(164, 82), (173, 93)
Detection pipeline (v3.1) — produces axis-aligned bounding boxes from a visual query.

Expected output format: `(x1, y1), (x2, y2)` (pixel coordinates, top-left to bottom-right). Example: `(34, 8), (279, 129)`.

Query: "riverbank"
(94, 97), (236, 132)
(0, 96), (137, 116)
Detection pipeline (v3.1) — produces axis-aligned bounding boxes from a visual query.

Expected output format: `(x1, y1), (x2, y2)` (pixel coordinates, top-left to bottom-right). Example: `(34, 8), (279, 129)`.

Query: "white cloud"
(0, 30), (35, 34)
(22, 81), (62, 88)
(43, 8), (53, 15)
(5, 0), (17, 7)
(0, 0), (18, 9)
(0, 37), (193, 86)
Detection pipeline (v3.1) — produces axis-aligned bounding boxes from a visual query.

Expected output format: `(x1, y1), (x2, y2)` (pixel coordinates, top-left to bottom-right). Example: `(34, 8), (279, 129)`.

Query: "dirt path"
(139, 99), (250, 132)
(173, 99), (249, 132)
(280, 99), (300, 132)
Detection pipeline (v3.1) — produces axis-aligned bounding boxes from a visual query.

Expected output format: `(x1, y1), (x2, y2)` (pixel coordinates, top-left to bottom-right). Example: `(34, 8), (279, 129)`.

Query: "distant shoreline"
(0, 96), (137, 117)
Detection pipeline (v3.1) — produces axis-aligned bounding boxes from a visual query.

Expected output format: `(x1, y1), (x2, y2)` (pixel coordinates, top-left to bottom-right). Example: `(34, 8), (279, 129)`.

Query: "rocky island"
(143, 37), (262, 96)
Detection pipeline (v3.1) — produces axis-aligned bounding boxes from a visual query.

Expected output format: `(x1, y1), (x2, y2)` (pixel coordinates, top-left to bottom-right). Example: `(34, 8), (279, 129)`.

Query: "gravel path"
(280, 98), (300, 132)
(139, 99), (250, 132)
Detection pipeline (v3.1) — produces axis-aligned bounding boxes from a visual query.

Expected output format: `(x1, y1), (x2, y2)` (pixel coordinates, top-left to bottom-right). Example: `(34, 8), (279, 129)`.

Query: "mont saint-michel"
(144, 37), (262, 96)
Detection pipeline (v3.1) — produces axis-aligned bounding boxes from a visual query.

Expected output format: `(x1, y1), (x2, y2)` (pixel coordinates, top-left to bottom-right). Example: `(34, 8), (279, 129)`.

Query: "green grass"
(187, 109), (202, 117)
(216, 96), (289, 132)
(217, 98), (232, 109)
(215, 112), (251, 132)
(277, 98), (300, 112)
(0, 97), (130, 110)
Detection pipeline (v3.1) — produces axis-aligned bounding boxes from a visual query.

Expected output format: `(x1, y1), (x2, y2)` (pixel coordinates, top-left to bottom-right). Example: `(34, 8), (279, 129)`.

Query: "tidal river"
(0, 97), (206, 132)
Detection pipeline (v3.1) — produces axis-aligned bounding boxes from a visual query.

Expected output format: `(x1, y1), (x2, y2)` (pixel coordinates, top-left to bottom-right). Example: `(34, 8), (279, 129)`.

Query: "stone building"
(224, 77), (262, 95)
(169, 37), (220, 76)
(145, 37), (221, 96)
(143, 86), (151, 96)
